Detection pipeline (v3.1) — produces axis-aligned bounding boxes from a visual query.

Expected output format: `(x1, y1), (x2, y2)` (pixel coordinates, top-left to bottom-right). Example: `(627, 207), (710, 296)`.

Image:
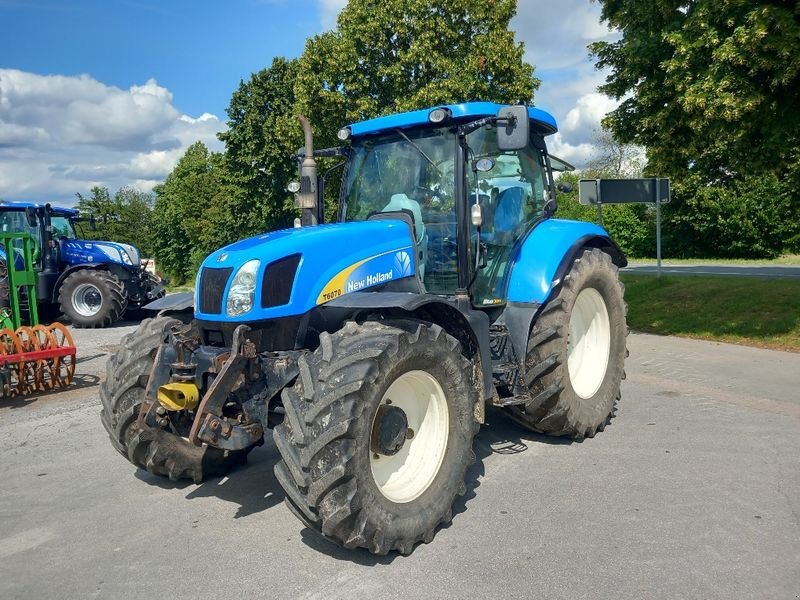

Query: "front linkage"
(146, 320), (298, 453)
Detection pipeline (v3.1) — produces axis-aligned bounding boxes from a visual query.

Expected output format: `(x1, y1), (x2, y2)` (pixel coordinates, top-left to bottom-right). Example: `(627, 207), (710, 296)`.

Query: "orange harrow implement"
(0, 323), (76, 396)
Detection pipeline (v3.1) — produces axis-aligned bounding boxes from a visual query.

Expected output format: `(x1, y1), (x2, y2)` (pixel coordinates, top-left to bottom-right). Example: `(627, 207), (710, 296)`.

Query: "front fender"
(507, 219), (626, 305)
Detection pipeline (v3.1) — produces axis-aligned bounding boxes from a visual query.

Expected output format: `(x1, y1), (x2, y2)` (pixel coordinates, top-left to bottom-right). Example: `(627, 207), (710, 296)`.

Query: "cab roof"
(0, 200), (79, 217)
(348, 102), (558, 138)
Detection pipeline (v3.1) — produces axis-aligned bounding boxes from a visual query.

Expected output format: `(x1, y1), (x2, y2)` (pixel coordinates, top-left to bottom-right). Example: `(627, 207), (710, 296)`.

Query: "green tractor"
(101, 103), (628, 554)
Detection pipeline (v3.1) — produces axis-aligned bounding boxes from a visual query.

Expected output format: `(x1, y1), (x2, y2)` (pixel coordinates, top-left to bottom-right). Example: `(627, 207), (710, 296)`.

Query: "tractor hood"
(195, 220), (416, 322)
(60, 240), (141, 269)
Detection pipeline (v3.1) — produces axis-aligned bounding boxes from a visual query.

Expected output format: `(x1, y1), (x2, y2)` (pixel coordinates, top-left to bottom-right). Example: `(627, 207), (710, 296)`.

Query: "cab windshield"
(341, 126), (458, 293)
(51, 215), (78, 239)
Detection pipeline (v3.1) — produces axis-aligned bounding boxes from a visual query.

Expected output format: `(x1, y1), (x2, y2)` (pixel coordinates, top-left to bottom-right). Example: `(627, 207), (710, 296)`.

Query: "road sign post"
(579, 178), (670, 278)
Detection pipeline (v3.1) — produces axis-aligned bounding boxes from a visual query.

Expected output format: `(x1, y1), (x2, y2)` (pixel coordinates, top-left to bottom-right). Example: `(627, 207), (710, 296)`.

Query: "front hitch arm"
(188, 325), (263, 449)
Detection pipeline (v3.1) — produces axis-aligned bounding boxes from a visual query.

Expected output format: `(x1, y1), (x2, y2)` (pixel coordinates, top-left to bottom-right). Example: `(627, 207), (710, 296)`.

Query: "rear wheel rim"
(370, 370), (449, 503)
(71, 283), (103, 317)
(567, 287), (611, 399)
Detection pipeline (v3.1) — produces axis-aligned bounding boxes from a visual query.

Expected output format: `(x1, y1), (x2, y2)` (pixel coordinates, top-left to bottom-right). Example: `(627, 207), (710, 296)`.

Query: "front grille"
(199, 267), (232, 314)
(261, 254), (301, 308)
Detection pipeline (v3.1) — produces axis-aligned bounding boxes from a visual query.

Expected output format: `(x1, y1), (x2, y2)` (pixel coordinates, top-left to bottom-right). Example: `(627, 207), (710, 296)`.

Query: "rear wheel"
(100, 316), (253, 482)
(59, 269), (128, 328)
(273, 321), (478, 555)
(509, 248), (627, 438)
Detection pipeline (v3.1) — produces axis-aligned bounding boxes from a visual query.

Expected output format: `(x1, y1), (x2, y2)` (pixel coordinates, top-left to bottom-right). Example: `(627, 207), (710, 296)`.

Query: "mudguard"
(506, 218), (626, 305)
(0, 247), (25, 270)
(144, 291), (194, 312)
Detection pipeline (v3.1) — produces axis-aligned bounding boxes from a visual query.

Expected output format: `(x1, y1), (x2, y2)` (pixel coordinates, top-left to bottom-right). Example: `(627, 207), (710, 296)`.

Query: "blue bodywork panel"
(59, 240), (141, 269)
(507, 219), (613, 304)
(349, 102), (558, 138)
(195, 220), (416, 322)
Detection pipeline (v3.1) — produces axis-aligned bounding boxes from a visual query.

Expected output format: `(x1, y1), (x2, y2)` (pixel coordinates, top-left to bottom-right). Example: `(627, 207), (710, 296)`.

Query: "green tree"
(75, 186), (155, 256)
(151, 142), (233, 283)
(295, 0), (539, 146)
(218, 57), (301, 237)
(591, 0), (800, 185)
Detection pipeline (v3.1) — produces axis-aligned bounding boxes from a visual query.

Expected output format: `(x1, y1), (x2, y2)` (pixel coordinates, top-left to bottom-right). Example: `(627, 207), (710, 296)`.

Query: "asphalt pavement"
(623, 263), (800, 279)
(1, 324), (798, 600)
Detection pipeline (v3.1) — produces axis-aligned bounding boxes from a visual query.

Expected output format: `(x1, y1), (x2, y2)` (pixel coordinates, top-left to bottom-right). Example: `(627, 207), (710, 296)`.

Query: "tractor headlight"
(226, 259), (260, 317)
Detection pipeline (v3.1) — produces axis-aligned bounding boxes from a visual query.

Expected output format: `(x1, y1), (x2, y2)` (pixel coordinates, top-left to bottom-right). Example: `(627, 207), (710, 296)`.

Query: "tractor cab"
(338, 105), (555, 306)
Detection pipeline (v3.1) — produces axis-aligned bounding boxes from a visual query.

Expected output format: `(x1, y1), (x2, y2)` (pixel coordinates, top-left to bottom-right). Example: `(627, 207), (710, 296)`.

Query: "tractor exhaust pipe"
(295, 115), (318, 226)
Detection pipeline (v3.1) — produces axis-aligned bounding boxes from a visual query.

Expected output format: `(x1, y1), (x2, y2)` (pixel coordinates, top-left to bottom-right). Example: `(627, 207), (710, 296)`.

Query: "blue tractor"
(0, 201), (165, 328)
(101, 103), (628, 554)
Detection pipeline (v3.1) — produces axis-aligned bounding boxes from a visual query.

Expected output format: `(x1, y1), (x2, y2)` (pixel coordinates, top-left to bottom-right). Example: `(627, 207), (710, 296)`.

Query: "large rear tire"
(59, 269), (128, 328)
(509, 248), (627, 439)
(100, 317), (252, 483)
(273, 321), (478, 555)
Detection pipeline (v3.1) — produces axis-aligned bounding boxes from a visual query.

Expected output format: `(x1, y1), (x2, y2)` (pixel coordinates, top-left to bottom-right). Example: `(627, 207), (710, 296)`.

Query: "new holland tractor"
(101, 103), (629, 555)
(0, 201), (165, 328)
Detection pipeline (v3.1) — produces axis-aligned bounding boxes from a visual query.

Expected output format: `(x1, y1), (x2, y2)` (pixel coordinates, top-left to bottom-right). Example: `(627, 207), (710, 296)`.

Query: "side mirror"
(557, 182), (574, 193)
(497, 105), (529, 151)
(24, 207), (37, 227)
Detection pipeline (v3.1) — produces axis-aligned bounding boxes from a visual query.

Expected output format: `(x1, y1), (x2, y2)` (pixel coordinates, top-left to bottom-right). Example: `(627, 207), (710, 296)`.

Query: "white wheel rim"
(370, 370), (449, 504)
(71, 283), (103, 317)
(567, 287), (611, 399)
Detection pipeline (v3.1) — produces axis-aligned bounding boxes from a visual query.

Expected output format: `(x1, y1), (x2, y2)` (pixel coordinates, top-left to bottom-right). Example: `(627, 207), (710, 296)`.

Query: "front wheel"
(100, 316), (254, 482)
(273, 321), (478, 555)
(509, 248), (627, 438)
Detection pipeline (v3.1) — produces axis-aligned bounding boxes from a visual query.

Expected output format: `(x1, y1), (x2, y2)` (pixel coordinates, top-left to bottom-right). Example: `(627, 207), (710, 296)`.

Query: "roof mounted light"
(337, 127), (351, 141)
(428, 108), (451, 124)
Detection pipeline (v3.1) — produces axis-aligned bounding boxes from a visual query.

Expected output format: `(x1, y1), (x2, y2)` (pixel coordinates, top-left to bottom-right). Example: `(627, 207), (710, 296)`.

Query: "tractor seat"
(484, 186), (526, 246)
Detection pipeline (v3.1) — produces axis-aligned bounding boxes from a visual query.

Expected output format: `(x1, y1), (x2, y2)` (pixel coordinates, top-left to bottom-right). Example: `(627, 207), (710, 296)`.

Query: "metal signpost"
(579, 178), (671, 278)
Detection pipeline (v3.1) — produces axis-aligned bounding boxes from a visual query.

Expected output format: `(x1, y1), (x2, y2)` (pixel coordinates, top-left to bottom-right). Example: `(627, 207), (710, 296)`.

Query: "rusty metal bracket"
(197, 414), (264, 451)
(138, 323), (179, 425)
(188, 324), (253, 446)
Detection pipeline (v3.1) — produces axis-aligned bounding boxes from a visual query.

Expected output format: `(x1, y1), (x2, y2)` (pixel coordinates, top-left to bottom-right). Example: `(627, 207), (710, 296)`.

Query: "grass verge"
(621, 274), (800, 352)
(627, 254), (800, 266)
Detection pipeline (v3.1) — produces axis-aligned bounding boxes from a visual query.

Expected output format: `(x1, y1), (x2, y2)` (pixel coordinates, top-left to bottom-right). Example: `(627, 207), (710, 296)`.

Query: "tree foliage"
(151, 142), (233, 283)
(295, 0), (539, 147)
(75, 186), (155, 256)
(591, 0), (800, 185)
(218, 57), (301, 236)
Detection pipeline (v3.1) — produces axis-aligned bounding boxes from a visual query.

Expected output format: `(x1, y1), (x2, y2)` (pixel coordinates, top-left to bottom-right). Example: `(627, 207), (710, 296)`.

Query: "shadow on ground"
(130, 407), (575, 564)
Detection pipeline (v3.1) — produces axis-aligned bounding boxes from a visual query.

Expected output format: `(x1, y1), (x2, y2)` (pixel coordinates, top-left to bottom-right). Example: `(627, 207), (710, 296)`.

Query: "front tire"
(59, 269), (128, 328)
(510, 248), (627, 438)
(100, 316), (253, 482)
(273, 321), (478, 555)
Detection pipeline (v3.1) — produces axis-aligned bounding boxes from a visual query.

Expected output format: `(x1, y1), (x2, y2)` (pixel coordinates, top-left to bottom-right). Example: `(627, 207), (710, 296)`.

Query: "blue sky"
(0, 0), (619, 204)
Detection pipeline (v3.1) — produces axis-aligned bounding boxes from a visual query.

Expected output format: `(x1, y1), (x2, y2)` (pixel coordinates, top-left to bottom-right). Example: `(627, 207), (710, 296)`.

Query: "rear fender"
(503, 219), (626, 361)
(507, 219), (626, 305)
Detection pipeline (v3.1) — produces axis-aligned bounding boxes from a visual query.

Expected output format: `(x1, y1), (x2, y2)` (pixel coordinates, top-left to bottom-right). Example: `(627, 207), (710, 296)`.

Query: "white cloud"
(318, 0), (346, 30)
(511, 0), (622, 168)
(0, 69), (225, 204)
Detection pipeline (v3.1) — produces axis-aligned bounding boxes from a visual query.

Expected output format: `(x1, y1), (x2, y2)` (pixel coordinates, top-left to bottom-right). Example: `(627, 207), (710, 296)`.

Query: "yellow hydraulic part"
(157, 382), (200, 411)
